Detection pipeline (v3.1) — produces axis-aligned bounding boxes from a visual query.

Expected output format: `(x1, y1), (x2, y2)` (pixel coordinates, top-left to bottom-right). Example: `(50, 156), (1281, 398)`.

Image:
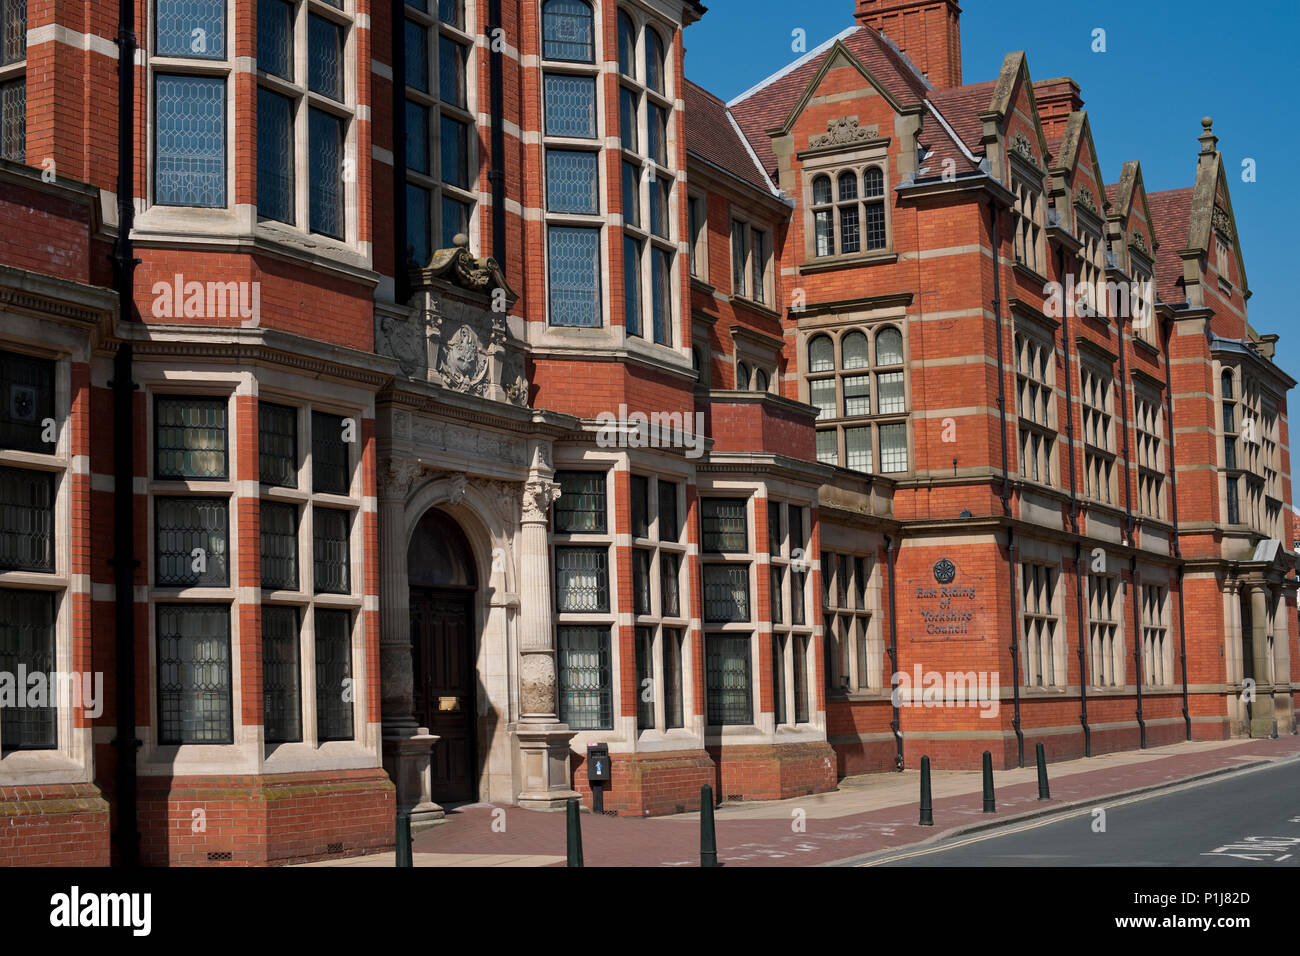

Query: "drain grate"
(726, 794), (744, 802)
(207, 851), (232, 862)
(327, 842), (344, 854)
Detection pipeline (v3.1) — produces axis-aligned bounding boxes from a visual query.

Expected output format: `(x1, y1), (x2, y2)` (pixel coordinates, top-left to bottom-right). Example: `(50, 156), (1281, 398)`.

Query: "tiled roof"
(1146, 188), (1194, 305)
(683, 80), (774, 193)
(926, 81), (995, 157)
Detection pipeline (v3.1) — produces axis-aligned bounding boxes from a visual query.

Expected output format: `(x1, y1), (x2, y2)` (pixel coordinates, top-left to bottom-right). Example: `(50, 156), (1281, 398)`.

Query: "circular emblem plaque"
(933, 558), (956, 584)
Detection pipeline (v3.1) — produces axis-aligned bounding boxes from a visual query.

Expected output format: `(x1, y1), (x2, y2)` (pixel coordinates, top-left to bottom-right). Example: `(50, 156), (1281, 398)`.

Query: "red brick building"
(0, 0), (1293, 865)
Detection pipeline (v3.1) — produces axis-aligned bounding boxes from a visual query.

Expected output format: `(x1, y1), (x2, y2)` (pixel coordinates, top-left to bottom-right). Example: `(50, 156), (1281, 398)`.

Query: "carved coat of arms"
(440, 324), (489, 393)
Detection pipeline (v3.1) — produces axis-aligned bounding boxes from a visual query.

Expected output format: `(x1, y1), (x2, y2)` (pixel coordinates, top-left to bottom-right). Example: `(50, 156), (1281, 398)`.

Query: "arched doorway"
(408, 508), (479, 803)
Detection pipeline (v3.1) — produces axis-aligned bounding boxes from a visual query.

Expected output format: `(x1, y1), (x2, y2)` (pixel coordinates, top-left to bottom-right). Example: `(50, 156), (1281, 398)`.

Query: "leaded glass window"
(773, 633), (787, 725)
(312, 507), (351, 594)
(257, 0), (293, 79)
(155, 396), (228, 479)
(624, 235), (643, 337)
(442, 195), (469, 248)
(541, 0), (594, 63)
(645, 27), (666, 94)
(651, 247), (672, 346)
(438, 34), (466, 108)
(554, 471), (606, 532)
(631, 475), (649, 538)
(438, 0), (463, 29)
(407, 185), (431, 267)
(555, 547), (609, 613)
(648, 104), (668, 166)
(618, 10), (635, 77)
(154, 75), (226, 208)
(0, 78), (23, 162)
(546, 149), (599, 214)
(619, 87), (638, 152)
(547, 226), (601, 327)
(1, 0), (25, 67)
(262, 605), (302, 743)
(660, 551), (680, 618)
(0, 589), (55, 751)
(701, 498), (746, 553)
(260, 501), (299, 590)
(658, 480), (678, 541)
(311, 410), (350, 494)
(257, 87), (295, 224)
(0, 466), (53, 572)
(663, 628), (684, 728)
(793, 635), (810, 723)
(405, 18), (429, 91)
(156, 0), (225, 59)
(706, 634), (751, 726)
(156, 604), (232, 744)
(308, 108), (344, 238)
(703, 564), (749, 622)
(635, 626), (654, 730)
(440, 115), (469, 188)
(0, 357), (46, 454)
(155, 497), (229, 587)
(307, 17), (343, 100)
(633, 548), (652, 615)
(557, 625), (611, 730)
(314, 608), (354, 740)
(543, 73), (596, 138)
(406, 101), (430, 173)
(258, 402), (297, 487)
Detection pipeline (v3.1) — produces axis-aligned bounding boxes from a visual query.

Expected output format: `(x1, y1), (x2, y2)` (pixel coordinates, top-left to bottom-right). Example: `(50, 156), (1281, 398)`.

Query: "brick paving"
(399, 736), (1300, 867)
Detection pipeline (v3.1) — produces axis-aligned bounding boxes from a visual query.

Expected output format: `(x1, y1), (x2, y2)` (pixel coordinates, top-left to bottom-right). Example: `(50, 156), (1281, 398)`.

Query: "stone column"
(377, 458), (444, 826)
(513, 440), (579, 810)
(1249, 582), (1277, 738)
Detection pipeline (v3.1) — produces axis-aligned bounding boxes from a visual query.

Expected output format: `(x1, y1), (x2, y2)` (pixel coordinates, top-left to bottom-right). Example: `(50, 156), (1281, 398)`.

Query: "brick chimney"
(855, 0), (963, 89)
(1034, 78), (1084, 141)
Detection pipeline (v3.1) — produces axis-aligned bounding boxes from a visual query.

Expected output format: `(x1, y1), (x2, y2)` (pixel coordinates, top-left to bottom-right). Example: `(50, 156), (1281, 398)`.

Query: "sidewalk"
(301, 735), (1300, 867)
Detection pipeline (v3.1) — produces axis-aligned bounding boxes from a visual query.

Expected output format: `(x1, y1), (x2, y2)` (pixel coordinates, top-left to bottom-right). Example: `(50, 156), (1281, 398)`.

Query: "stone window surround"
(1133, 380), (1167, 521)
(0, 325), (83, 786)
(766, 498), (813, 729)
(629, 469), (694, 745)
(727, 212), (773, 307)
(729, 324), (781, 394)
(1012, 312), (1058, 489)
(1085, 569), (1125, 690)
(1140, 581), (1173, 688)
(687, 191), (708, 283)
(799, 138), (893, 265)
(1017, 538), (1066, 691)
(798, 315), (912, 478)
(821, 547), (882, 697)
(1078, 357), (1117, 507)
(1009, 153), (1046, 278)
(136, 367), (374, 778)
(403, 0), (479, 259)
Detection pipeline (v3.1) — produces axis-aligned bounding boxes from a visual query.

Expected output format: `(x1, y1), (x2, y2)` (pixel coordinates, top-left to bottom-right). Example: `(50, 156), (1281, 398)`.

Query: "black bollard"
(700, 785), (718, 867)
(566, 797), (584, 867)
(982, 750), (996, 813)
(1036, 742), (1050, 800)
(919, 755), (934, 826)
(395, 810), (412, 868)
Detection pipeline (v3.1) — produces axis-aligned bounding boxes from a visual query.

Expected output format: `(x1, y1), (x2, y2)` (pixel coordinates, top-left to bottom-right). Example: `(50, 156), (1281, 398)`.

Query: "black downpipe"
(1162, 314), (1192, 740)
(1056, 245), (1090, 756)
(488, 0), (506, 264)
(1117, 319), (1146, 748)
(391, 0), (409, 301)
(886, 535), (902, 771)
(989, 200), (1024, 767)
(111, 0), (141, 868)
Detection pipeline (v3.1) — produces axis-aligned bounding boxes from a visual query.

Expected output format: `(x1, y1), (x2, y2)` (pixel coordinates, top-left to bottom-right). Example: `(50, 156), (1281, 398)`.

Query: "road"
(857, 757), (1300, 866)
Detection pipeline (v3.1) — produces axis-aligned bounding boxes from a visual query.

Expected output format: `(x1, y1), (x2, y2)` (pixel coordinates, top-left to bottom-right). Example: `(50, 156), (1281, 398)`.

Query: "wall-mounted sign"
(914, 559), (983, 639)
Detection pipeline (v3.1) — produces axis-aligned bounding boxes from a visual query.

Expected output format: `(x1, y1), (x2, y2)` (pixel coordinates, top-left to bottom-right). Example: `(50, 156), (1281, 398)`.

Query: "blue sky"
(684, 0), (1299, 381)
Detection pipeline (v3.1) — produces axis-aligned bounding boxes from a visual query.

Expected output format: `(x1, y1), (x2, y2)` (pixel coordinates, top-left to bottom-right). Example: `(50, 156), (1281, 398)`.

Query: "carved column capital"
(522, 477), (561, 524)
(378, 458), (424, 501)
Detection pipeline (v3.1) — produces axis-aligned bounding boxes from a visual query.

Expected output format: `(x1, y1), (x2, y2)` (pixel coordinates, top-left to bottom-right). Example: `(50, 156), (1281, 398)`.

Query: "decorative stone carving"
(1213, 205), (1236, 241)
(447, 473), (469, 506)
(378, 313), (428, 378)
(1010, 132), (1037, 165)
(418, 236), (515, 295)
(439, 323), (490, 396)
(1074, 189), (1099, 215)
(522, 477), (561, 524)
(411, 420), (526, 465)
(1130, 230), (1149, 255)
(378, 458), (424, 500)
(809, 116), (879, 149)
(519, 653), (557, 716)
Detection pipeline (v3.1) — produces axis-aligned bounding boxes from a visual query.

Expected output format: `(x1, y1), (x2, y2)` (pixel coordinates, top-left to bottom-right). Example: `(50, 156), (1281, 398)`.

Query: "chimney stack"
(1033, 78), (1084, 141)
(855, 0), (963, 89)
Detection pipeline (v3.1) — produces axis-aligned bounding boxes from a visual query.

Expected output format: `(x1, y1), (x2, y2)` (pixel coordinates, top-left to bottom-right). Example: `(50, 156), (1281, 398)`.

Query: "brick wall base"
(137, 768), (395, 866)
(572, 750), (717, 816)
(707, 741), (839, 801)
(0, 784), (111, 866)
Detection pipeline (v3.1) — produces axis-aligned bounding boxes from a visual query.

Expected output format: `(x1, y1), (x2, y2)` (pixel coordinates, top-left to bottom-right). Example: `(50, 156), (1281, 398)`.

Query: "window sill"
(799, 251), (897, 275)
(1131, 335), (1162, 360)
(1011, 261), (1050, 288)
(728, 295), (781, 320)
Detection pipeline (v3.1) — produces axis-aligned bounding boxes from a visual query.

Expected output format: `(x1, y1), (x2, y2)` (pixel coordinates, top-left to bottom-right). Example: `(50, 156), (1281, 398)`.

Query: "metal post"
(700, 785), (717, 868)
(1036, 742), (1050, 800)
(395, 811), (412, 867)
(919, 755), (934, 826)
(566, 797), (583, 867)
(982, 751), (996, 813)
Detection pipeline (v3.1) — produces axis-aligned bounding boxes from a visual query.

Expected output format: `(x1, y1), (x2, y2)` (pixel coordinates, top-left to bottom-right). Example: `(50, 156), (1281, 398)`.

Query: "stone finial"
(1199, 116), (1218, 155)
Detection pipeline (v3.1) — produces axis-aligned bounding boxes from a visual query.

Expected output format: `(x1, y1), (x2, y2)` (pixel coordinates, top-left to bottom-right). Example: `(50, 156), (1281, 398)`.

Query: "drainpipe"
(488, 0), (506, 264)
(885, 535), (902, 771)
(391, 0), (409, 301)
(989, 200), (1024, 767)
(1117, 315), (1146, 748)
(1163, 313), (1192, 740)
(1057, 245), (1091, 756)
(111, 0), (141, 868)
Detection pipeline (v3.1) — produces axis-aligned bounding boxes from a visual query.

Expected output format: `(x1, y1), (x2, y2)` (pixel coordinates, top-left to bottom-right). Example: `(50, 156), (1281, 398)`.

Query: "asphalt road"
(859, 757), (1300, 867)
